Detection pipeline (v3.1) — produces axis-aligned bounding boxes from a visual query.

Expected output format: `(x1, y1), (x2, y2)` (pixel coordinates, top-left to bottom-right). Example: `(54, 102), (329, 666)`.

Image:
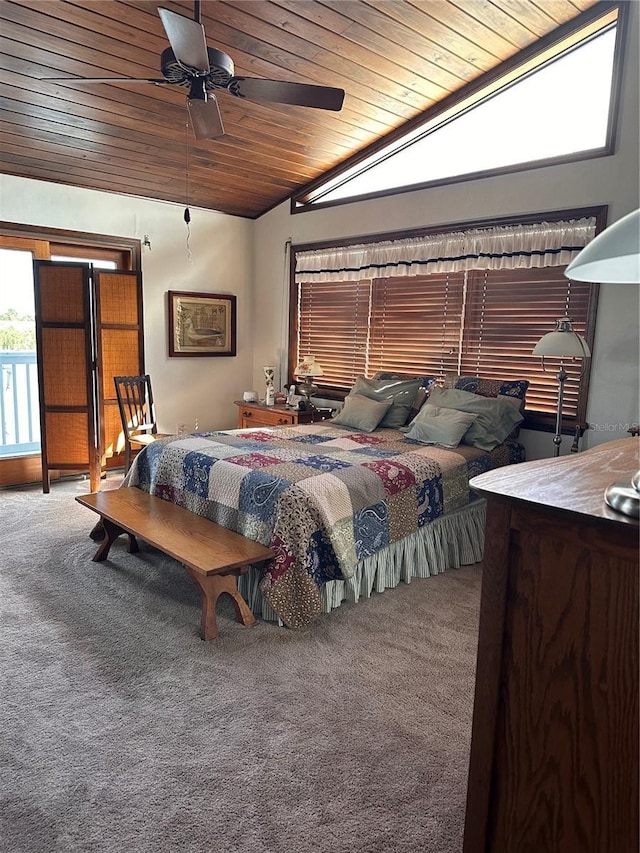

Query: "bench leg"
(91, 517), (139, 562)
(184, 567), (256, 641)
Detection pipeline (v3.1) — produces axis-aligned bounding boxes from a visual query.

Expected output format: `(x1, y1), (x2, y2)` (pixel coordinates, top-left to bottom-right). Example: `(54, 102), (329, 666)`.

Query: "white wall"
(0, 176), (254, 432)
(254, 3), (640, 460)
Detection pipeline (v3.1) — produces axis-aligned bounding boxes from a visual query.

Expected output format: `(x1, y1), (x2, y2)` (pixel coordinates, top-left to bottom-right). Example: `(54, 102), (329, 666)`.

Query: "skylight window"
(297, 12), (619, 209)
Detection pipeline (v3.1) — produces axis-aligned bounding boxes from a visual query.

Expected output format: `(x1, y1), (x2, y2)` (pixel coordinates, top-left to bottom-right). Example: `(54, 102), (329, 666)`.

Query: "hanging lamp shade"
(565, 208), (640, 284)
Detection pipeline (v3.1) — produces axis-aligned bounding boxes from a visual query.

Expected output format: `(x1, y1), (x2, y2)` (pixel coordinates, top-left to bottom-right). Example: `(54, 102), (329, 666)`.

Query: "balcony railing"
(0, 351), (40, 458)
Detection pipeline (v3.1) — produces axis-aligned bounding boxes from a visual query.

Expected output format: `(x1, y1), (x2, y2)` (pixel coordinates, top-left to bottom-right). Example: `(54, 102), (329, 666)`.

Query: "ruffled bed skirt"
(238, 497), (486, 625)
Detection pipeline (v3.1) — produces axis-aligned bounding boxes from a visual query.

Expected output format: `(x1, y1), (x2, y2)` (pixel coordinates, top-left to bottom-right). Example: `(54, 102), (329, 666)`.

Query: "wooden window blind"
(293, 267), (595, 428)
(297, 280), (370, 390)
(292, 212), (600, 430)
(461, 267), (593, 422)
(368, 273), (464, 380)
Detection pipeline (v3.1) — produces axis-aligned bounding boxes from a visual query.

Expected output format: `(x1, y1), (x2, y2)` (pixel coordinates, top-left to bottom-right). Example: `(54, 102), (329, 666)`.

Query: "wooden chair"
(114, 375), (160, 472)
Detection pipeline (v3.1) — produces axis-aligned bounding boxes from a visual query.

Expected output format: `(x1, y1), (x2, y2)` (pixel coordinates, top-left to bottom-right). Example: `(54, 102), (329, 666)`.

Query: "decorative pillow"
(443, 374), (529, 437)
(350, 376), (423, 429)
(372, 370), (438, 416)
(331, 393), (392, 433)
(402, 405), (478, 447)
(427, 387), (524, 451)
(372, 372), (438, 423)
(443, 374), (529, 408)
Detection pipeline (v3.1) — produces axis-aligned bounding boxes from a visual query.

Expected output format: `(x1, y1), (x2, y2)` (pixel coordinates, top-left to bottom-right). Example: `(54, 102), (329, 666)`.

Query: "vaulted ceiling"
(0, 0), (601, 219)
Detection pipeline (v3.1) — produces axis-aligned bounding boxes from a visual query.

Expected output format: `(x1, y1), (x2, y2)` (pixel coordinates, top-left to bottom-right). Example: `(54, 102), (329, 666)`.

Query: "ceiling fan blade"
(228, 77), (345, 111)
(158, 7), (209, 75)
(43, 76), (168, 84)
(188, 92), (225, 139)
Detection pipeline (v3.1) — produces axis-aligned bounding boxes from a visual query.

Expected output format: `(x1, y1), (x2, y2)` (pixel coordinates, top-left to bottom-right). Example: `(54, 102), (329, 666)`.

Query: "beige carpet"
(1, 475), (481, 853)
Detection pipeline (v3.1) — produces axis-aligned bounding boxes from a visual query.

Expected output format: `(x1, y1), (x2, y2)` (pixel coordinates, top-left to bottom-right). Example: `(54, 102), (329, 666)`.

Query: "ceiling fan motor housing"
(160, 47), (234, 90)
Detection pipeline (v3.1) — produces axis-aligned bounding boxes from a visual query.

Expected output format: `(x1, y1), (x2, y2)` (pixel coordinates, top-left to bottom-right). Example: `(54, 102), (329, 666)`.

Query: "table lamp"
(295, 355), (324, 411)
(564, 207), (640, 518)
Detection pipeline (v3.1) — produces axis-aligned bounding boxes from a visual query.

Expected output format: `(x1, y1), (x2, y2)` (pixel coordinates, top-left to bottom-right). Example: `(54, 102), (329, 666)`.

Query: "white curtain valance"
(295, 217), (597, 283)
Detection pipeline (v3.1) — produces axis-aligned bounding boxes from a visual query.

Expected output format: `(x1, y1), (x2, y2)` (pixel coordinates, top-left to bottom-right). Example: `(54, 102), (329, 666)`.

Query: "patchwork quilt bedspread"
(124, 423), (524, 628)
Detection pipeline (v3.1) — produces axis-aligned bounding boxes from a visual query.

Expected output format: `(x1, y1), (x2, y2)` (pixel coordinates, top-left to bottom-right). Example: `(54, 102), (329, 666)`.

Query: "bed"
(122, 374), (528, 628)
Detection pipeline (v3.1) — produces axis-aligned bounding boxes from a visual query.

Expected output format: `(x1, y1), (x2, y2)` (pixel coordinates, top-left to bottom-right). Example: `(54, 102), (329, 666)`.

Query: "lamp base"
(604, 471), (640, 519)
(297, 379), (318, 411)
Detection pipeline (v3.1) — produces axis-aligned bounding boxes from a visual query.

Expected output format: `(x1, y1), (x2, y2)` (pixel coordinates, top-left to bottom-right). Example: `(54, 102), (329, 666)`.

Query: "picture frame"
(168, 290), (236, 357)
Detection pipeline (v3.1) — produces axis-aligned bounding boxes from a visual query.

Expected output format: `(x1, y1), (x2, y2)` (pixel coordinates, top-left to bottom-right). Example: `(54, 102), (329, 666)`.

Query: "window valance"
(295, 217), (597, 283)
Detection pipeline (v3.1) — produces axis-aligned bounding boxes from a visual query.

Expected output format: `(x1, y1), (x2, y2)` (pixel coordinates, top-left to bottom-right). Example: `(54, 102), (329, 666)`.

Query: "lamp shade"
(295, 355), (324, 377)
(532, 317), (591, 358)
(565, 208), (640, 284)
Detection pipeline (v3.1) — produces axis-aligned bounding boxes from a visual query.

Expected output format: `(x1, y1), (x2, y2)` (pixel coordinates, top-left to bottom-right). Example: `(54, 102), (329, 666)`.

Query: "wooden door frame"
(0, 223), (141, 271)
(0, 226), (141, 488)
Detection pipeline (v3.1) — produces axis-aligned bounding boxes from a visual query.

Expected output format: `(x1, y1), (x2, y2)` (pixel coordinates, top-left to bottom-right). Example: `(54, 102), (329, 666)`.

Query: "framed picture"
(168, 291), (236, 357)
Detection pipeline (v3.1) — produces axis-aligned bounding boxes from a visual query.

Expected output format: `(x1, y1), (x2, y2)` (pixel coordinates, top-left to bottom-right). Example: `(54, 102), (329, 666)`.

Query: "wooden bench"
(76, 488), (274, 640)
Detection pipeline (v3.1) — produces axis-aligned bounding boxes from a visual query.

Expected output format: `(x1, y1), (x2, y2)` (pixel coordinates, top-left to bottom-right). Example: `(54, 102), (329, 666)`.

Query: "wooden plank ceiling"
(0, 0), (599, 219)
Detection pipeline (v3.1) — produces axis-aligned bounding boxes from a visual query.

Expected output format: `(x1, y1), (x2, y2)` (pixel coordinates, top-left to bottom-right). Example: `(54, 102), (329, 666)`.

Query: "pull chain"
(184, 120), (192, 263)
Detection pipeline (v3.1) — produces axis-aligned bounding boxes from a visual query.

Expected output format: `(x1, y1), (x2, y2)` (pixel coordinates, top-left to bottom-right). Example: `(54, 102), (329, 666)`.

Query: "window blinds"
(297, 279), (370, 389)
(367, 273), (463, 379)
(460, 268), (594, 415)
(293, 216), (598, 423)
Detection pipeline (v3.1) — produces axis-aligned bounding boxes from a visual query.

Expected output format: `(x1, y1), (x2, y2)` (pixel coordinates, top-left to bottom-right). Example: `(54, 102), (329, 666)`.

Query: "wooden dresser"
(234, 401), (330, 428)
(463, 438), (639, 853)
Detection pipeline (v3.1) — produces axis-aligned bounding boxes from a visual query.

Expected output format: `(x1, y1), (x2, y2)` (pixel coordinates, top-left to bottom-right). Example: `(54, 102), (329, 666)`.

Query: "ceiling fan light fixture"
(187, 86), (224, 139)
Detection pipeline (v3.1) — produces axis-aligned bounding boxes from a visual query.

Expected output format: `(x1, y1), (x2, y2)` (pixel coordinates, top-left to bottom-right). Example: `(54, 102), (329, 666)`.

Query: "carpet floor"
(1, 476), (481, 853)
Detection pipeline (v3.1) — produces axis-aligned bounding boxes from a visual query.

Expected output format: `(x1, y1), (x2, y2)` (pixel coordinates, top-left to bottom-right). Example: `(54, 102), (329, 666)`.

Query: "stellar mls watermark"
(588, 422), (639, 432)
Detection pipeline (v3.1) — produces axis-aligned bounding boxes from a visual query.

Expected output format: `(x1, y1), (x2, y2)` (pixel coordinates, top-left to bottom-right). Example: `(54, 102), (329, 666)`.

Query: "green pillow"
(402, 405), (478, 447)
(331, 394), (392, 433)
(350, 377), (422, 429)
(427, 387), (523, 451)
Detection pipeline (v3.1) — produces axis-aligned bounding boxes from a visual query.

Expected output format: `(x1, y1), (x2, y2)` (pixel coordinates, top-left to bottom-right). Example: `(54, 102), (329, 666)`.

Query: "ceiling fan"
(48, 2), (345, 140)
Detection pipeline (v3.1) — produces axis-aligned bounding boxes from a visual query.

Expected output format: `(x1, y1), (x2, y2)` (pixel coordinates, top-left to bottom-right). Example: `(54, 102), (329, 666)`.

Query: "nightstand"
(234, 401), (331, 429)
